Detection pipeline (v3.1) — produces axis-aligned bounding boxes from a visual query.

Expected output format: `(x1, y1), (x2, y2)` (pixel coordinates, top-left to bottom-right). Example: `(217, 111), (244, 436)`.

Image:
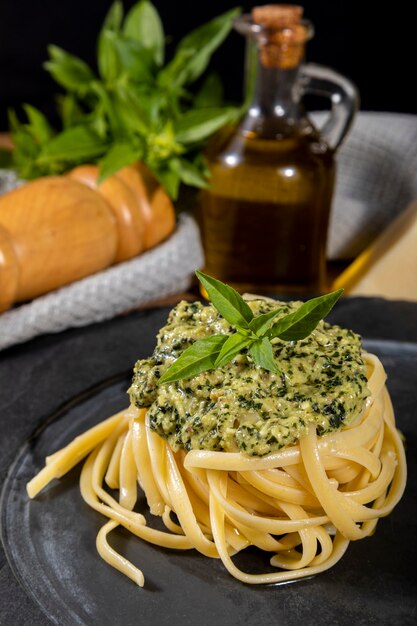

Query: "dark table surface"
(1, 296), (416, 626)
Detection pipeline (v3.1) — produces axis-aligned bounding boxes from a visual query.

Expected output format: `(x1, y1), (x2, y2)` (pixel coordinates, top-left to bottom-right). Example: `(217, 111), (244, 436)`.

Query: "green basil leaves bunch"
(158, 272), (343, 384)
(8, 1), (240, 198)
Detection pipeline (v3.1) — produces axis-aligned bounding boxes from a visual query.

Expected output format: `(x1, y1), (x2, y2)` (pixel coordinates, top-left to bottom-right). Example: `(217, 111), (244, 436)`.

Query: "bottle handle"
(301, 63), (359, 151)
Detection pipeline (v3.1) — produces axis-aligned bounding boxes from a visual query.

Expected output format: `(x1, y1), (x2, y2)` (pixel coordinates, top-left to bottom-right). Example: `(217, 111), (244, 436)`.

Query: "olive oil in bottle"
(200, 4), (358, 294)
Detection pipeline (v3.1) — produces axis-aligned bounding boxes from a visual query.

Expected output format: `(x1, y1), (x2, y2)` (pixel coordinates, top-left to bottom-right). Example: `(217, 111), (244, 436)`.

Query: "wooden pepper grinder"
(0, 165), (175, 313)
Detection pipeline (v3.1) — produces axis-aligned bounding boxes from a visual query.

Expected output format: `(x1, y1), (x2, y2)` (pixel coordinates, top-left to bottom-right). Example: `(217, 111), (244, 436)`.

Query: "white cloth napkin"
(324, 111), (417, 259)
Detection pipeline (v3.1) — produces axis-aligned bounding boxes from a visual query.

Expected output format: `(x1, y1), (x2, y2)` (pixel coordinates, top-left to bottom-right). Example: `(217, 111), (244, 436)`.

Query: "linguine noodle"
(27, 352), (406, 586)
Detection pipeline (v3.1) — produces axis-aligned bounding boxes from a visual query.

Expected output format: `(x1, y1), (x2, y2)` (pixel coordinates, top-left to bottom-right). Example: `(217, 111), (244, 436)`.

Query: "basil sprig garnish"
(158, 272), (343, 384)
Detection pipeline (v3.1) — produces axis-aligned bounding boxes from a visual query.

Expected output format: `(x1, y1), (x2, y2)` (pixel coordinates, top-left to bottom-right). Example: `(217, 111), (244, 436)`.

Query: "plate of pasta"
(1, 287), (415, 626)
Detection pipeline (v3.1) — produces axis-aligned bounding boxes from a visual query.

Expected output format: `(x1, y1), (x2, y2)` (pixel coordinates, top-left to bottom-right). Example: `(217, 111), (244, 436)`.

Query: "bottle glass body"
(200, 21), (337, 294)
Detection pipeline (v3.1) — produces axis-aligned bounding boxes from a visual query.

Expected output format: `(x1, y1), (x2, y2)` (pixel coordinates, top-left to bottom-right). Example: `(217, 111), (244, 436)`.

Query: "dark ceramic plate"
(1, 339), (417, 626)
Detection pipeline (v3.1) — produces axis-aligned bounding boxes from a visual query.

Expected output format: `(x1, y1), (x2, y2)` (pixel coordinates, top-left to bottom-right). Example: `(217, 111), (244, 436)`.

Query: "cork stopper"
(252, 4), (303, 28)
(252, 4), (309, 69)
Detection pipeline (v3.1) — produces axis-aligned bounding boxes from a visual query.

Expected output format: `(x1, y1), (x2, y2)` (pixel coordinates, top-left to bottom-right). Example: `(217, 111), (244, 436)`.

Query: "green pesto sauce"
(129, 299), (369, 457)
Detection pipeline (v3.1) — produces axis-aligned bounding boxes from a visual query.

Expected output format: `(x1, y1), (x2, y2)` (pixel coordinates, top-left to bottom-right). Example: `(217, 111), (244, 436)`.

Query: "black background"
(0, 0), (415, 131)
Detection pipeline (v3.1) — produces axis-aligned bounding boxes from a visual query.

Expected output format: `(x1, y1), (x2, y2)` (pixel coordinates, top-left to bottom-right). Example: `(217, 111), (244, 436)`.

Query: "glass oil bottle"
(200, 4), (358, 293)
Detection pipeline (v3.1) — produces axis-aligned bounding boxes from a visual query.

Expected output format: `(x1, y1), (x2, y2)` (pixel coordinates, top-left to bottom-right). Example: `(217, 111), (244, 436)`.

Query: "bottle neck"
(242, 39), (306, 135)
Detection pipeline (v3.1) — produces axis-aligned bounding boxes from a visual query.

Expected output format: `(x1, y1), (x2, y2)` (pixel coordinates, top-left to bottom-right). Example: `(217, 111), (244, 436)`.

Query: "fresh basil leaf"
(157, 48), (194, 89)
(0, 149), (13, 168)
(193, 151), (210, 178)
(90, 105), (109, 140)
(8, 108), (21, 135)
(175, 107), (237, 144)
(44, 45), (95, 94)
(113, 37), (153, 80)
(169, 157), (209, 189)
(136, 88), (169, 126)
(98, 142), (143, 182)
(57, 94), (86, 129)
(196, 271), (253, 329)
(162, 8), (239, 87)
(194, 73), (224, 109)
(249, 337), (280, 374)
(113, 87), (152, 134)
(90, 81), (126, 137)
(152, 166), (181, 200)
(124, 0), (164, 66)
(9, 111), (40, 177)
(97, 2), (124, 83)
(37, 125), (108, 164)
(214, 332), (253, 368)
(102, 1), (124, 32)
(269, 289), (344, 341)
(249, 306), (285, 337)
(158, 335), (227, 384)
(98, 29), (120, 84)
(22, 104), (54, 145)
